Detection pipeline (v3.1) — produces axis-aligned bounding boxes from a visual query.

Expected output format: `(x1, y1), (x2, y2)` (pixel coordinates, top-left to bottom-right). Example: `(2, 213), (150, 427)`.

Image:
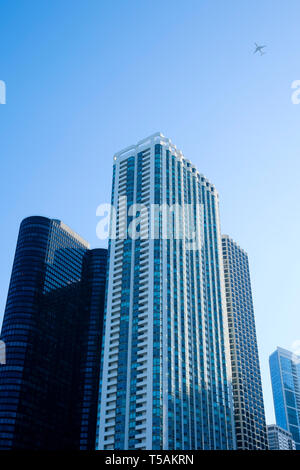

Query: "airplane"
(254, 43), (266, 55)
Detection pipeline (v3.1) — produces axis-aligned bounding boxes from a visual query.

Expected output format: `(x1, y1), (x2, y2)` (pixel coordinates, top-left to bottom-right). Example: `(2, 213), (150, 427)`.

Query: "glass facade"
(269, 347), (300, 449)
(267, 424), (296, 450)
(97, 133), (234, 450)
(78, 248), (108, 450)
(222, 236), (268, 449)
(0, 216), (107, 450)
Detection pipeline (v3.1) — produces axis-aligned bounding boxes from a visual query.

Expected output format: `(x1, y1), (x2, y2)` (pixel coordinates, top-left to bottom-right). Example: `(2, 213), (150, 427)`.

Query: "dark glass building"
(267, 424), (296, 450)
(0, 216), (107, 450)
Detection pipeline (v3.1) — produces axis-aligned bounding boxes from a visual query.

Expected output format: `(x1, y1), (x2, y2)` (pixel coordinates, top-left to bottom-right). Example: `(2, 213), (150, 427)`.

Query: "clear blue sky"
(1, 0), (300, 425)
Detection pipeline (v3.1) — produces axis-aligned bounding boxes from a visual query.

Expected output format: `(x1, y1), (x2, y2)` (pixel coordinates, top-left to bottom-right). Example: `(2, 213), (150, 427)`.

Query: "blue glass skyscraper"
(78, 248), (108, 449)
(269, 347), (300, 449)
(96, 133), (234, 450)
(221, 236), (268, 449)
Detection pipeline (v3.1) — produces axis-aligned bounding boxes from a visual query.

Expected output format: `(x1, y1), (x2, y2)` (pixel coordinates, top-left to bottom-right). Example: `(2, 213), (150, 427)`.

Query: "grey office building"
(267, 424), (295, 450)
(222, 235), (268, 449)
(0, 216), (107, 450)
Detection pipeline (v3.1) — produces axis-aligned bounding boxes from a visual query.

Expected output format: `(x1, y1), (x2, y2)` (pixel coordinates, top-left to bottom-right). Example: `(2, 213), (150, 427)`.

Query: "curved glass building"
(0, 216), (107, 449)
(222, 235), (268, 449)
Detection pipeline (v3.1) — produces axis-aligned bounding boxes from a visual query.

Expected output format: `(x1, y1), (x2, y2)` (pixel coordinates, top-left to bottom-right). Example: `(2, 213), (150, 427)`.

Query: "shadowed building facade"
(0, 216), (107, 450)
(267, 424), (295, 450)
(222, 235), (268, 449)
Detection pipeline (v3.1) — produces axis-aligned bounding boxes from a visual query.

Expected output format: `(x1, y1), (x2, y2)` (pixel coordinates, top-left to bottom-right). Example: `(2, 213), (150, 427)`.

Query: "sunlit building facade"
(267, 424), (295, 450)
(97, 133), (234, 450)
(221, 236), (268, 449)
(0, 216), (107, 450)
(270, 347), (300, 449)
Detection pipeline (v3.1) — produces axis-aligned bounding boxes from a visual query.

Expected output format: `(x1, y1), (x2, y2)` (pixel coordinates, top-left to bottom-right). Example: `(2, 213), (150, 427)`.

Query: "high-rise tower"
(0, 216), (107, 450)
(267, 424), (296, 450)
(221, 235), (268, 449)
(78, 248), (108, 449)
(97, 133), (234, 450)
(269, 347), (300, 449)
